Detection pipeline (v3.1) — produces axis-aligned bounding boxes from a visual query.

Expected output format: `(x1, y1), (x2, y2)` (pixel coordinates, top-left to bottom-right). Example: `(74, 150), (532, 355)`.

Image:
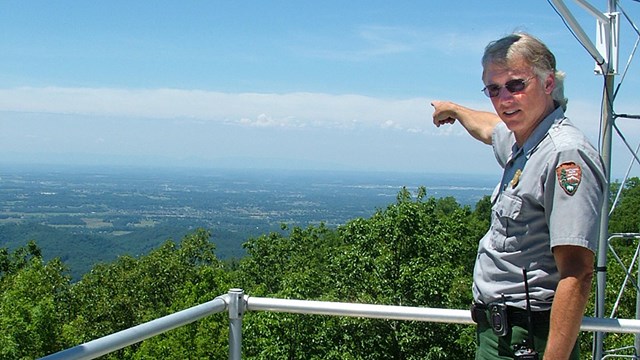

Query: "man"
(431, 33), (606, 359)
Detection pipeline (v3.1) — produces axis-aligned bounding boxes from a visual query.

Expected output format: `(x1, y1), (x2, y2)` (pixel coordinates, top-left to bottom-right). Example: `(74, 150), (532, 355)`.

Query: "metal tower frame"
(549, 1), (640, 358)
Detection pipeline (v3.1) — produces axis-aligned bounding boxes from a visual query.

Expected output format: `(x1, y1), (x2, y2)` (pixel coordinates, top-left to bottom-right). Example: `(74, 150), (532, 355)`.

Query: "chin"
(502, 120), (524, 133)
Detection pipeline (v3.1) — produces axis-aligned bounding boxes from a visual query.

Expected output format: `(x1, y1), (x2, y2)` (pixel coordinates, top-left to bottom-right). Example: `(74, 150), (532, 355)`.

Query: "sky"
(1, 1), (639, 179)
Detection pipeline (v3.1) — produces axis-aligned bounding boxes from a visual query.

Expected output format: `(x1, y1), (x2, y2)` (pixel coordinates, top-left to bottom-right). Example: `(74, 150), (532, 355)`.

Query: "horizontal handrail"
(246, 296), (640, 334)
(40, 291), (640, 360)
(39, 296), (228, 360)
(247, 296), (473, 324)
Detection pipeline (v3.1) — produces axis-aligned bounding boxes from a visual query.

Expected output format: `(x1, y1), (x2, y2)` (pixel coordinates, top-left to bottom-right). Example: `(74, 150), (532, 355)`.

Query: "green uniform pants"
(475, 316), (580, 359)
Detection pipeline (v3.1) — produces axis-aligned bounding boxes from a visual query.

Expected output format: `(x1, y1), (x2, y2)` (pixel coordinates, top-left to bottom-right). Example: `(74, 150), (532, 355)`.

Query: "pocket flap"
(493, 193), (522, 219)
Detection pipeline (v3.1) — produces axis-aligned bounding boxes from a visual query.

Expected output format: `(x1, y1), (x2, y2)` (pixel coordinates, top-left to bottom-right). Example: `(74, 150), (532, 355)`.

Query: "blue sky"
(1, 1), (639, 178)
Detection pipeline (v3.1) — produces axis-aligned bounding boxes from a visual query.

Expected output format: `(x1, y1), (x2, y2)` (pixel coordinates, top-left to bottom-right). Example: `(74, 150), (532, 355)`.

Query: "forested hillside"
(1, 179), (639, 359)
(0, 167), (494, 280)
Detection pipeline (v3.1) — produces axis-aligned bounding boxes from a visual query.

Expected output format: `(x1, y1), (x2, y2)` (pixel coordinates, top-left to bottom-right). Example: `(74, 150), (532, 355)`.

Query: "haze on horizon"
(1, 1), (639, 179)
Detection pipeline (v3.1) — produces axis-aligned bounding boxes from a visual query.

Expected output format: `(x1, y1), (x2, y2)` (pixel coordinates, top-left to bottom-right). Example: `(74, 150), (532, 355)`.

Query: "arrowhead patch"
(556, 162), (582, 196)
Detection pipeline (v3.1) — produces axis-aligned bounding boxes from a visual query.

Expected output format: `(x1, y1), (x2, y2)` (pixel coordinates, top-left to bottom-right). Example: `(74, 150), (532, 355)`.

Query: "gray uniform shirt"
(472, 106), (606, 310)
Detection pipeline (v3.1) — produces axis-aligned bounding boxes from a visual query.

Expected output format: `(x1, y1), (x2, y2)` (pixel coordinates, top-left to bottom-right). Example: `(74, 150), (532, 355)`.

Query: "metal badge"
(510, 169), (522, 188)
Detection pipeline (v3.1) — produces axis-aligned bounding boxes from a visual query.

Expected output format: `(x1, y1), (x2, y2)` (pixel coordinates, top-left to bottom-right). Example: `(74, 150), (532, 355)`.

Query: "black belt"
(471, 302), (550, 329)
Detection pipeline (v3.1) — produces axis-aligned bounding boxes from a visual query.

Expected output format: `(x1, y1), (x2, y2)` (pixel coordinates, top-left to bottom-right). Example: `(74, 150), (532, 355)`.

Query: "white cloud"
(2, 87), (635, 177)
(0, 86), (442, 134)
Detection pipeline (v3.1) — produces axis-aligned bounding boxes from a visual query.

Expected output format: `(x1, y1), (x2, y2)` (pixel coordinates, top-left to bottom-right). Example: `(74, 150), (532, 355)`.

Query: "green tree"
(0, 242), (72, 360)
(64, 228), (230, 359)
(323, 188), (480, 359)
(609, 177), (640, 233)
(239, 223), (344, 358)
(239, 188), (486, 359)
(586, 177), (640, 357)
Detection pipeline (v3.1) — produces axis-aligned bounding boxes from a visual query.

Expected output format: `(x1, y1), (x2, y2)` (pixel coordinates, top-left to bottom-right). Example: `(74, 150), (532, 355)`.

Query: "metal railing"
(40, 295), (229, 360)
(40, 288), (640, 360)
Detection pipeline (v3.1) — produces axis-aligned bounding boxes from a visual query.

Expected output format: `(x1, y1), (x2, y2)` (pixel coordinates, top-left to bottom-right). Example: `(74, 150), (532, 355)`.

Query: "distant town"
(0, 164), (494, 279)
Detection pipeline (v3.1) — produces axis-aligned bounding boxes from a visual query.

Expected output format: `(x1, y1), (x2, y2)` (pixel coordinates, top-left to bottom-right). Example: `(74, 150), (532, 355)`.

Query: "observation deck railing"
(40, 288), (640, 360)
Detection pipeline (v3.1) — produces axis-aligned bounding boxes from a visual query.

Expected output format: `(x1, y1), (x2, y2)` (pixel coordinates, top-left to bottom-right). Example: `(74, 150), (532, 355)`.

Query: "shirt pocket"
(491, 192), (525, 252)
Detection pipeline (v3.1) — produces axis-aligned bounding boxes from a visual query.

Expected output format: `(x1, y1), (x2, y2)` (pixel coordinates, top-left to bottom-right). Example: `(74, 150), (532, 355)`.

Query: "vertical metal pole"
(228, 288), (245, 360)
(594, 73), (613, 360)
(594, 1), (617, 357)
(636, 257), (640, 356)
(594, 2), (617, 357)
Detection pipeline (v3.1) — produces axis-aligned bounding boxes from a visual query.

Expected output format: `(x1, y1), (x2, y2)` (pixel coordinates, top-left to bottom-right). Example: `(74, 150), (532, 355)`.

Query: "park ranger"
(431, 32), (606, 359)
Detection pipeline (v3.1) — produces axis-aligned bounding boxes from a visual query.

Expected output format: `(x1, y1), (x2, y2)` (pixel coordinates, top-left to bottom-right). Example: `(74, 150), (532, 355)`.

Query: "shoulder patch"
(556, 161), (582, 196)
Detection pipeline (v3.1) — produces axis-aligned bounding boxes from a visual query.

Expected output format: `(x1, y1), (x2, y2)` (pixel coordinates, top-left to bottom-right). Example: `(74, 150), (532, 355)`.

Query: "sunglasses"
(482, 76), (534, 98)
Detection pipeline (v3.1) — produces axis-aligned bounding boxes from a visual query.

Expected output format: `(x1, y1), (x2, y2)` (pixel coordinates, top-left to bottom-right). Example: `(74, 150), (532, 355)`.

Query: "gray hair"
(481, 32), (567, 111)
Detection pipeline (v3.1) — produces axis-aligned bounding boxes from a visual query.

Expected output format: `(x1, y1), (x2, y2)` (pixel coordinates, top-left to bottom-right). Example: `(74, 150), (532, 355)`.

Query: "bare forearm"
(543, 276), (592, 359)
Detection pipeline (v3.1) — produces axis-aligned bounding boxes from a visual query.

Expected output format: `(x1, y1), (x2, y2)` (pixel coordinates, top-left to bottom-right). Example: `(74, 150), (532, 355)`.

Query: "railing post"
(228, 288), (245, 360)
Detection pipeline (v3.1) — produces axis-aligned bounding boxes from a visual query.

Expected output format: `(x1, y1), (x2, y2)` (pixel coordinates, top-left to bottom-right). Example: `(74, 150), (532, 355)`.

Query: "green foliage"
(27, 188), (484, 359)
(0, 229), (231, 359)
(239, 224), (348, 358)
(63, 228), (230, 359)
(580, 177), (640, 356)
(11, 179), (640, 359)
(0, 242), (72, 360)
(240, 223), (339, 298)
(0, 222), (212, 281)
(240, 187), (487, 359)
(609, 177), (640, 233)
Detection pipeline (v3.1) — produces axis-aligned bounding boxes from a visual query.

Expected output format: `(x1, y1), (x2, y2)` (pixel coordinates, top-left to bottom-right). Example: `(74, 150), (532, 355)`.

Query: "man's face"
(483, 59), (555, 145)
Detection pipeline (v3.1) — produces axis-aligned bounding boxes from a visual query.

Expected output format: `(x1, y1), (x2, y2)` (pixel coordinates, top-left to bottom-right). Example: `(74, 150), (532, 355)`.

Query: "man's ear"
(544, 74), (555, 94)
